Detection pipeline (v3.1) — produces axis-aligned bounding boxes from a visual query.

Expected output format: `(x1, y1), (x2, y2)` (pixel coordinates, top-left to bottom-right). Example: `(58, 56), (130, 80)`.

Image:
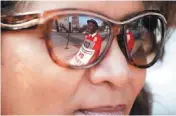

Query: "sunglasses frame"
(1, 9), (167, 69)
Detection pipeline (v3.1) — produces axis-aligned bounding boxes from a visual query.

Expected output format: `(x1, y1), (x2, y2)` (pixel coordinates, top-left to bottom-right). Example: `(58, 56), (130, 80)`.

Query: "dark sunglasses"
(1, 9), (167, 69)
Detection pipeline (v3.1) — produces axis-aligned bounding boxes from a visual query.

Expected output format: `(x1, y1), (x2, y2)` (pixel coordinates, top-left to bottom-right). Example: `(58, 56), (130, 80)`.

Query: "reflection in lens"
(47, 15), (110, 66)
(125, 15), (163, 66)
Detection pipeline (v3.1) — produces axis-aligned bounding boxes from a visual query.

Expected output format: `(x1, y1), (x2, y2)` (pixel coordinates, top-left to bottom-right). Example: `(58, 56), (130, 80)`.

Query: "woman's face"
(2, 1), (146, 115)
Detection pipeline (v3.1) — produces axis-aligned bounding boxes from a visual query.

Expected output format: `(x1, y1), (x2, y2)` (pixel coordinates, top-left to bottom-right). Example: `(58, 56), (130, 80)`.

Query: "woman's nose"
(89, 37), (131, 88)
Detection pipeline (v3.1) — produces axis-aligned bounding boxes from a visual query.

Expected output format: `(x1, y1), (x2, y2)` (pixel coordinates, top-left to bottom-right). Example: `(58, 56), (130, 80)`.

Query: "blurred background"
(146, 28), (176, 114)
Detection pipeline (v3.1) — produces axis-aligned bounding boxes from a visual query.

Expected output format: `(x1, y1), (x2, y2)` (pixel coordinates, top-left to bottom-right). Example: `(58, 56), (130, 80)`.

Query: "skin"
(87, 22), (97, 34)
(2, 1), (146, 115)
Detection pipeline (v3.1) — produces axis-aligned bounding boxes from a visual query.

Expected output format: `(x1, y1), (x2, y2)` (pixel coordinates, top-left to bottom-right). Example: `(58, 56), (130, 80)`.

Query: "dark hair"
(87, 19), (99, 29)
(1, 1), (18, 14)
(143, 1), (176, 28)
(130, 86), (152, 115)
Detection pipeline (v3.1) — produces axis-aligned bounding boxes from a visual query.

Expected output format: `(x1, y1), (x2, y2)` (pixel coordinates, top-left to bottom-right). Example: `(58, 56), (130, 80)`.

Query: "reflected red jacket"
(126, 31), (134, 52)
(84, 32), (102, 57)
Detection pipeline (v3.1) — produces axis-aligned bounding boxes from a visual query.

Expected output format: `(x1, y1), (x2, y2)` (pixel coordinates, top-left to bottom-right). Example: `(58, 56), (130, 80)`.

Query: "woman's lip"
(81, 105), (126, 112)
(74, 110), (124, 115)
(74, 105), (126, 115)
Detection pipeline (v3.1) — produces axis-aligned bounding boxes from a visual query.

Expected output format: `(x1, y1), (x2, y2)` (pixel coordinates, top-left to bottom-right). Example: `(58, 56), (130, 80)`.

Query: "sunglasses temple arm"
(1, 18), (40, 30)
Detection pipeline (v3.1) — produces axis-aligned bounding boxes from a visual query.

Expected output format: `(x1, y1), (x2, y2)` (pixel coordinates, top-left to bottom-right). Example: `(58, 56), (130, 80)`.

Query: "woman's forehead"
(18, 1), (144, 20)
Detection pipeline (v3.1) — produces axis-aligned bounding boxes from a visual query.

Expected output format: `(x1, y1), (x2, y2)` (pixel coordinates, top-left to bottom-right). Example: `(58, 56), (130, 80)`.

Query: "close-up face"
(2, 1), (151, 115)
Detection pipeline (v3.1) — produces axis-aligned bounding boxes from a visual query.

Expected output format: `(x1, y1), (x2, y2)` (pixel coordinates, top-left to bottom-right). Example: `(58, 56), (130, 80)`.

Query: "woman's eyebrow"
(17, 1), (144, 20)
(2, 8), (142, 20)
(120, 11), (145, 22)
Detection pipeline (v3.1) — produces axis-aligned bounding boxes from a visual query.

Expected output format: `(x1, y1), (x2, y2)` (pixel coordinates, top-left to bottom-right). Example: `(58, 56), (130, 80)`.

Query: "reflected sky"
(69, 15), (103, 27)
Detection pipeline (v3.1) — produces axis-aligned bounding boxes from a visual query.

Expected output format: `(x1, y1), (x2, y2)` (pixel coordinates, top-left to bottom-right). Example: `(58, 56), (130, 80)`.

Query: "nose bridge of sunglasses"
(112, 25), (121, 36)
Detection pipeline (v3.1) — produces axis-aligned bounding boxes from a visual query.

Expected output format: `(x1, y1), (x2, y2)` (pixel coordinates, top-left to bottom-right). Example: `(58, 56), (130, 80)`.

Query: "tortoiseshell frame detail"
(1, 9), (167, 69)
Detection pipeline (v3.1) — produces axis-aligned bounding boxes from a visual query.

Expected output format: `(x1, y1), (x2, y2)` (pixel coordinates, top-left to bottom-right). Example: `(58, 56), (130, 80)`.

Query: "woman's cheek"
(2, 30), (84, 113)
(129, 65), (146, 98)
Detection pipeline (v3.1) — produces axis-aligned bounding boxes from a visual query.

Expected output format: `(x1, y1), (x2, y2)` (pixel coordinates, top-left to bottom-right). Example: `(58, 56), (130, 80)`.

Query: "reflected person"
(70, 19), (102, 65)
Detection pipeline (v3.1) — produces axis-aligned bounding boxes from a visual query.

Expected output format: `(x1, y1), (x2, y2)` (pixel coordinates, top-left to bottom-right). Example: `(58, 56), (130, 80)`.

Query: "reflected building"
(55, 16), (80, 33)
(72, 15), (80, 32)
(55, 17), (69, 32)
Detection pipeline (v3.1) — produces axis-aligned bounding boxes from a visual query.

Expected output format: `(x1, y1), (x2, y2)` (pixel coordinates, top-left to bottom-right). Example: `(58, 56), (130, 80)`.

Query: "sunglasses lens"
(125, 15), (164, 66)
(46, 15), (111, 67)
